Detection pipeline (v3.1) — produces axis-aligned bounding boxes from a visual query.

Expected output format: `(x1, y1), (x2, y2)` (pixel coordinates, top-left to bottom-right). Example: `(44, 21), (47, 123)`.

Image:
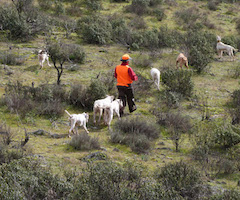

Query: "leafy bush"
(77, 15), (112, 44)
(149, 0), (163, 6)
(54, 0), (65, 16)
(211, 189), (240, 200)
(0, 146), (24, 165)
(0, 158), (73, 199)
(69, 133), (100, 150)
(0, 123), (13, 146)
(175, 7), (200, 28)
(129, 17), (147, 30)
(38, 0), (53, 11)
(214, 124), (240, 148)
(161, 68), (194, 98)
(227, 89), (240, 124)
(207, 1), (219, 11)
(155, 161), (208, 199)
(84, 79), (108, 110)
(114, 116), (159, 139)
(66, 2), (82, 17)
(161, 90), (182, 108)
(142, 29), (159, 49)
(71, 160), (182, 200)
(126, 0), (150, 15)
(110, 16), (131, 44)
(0, 5), (47, 41)
(153, 8), (166, 21)
(68, 79), (107, 110)
(68, 84), (86, 107)
(0, 51), (25, 65)
(3, 82), (66, 118)
(85, 0), (102, 11)
(158, 26), (183, 49)
(111, 116), (159, 153)
(184, 30), (215, 73)
(111, 0), (129, 2)
(68, 44), (85, 64)
(236, 18), (240, 34)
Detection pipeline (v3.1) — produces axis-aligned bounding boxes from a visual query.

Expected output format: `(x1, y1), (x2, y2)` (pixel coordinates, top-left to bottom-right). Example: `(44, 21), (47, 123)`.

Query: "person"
(114, 54), (138, 117)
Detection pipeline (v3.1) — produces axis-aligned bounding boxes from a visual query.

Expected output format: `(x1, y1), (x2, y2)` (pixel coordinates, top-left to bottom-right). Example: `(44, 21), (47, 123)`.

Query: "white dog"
(38, 50), (51, 69)
(216, 36), (238, 61)
(65, 110), (89, 137)
(93, 95), (114, 124)
(104, 99), (123, 128)
(150, 68), (160, 90)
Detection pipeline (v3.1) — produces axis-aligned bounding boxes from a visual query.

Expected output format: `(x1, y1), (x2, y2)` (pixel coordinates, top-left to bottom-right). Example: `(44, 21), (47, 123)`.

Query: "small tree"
(47, 41), (85, 85)
(157, 112), (192, 152)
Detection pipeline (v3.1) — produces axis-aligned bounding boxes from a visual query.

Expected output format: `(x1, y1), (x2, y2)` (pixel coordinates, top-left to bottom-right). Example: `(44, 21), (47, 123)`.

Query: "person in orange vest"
(114, 54), (138, 117)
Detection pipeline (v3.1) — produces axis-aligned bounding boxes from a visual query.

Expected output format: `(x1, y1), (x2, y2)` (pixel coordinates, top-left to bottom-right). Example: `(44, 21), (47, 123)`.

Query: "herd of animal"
(37, 36), (238, 137)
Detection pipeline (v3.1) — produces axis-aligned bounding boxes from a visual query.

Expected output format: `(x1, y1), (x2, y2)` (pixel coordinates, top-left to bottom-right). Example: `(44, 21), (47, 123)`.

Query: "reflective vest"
(116, 65), (133, 87)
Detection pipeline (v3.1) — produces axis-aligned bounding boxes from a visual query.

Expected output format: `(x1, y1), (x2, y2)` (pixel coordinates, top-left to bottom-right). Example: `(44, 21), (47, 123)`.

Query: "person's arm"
(128, 67), (138, 81)
(114, 67), (117, 78)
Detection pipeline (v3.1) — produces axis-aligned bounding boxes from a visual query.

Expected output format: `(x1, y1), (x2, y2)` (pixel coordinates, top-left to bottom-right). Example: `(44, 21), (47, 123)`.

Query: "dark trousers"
(117, 85), (137, 116)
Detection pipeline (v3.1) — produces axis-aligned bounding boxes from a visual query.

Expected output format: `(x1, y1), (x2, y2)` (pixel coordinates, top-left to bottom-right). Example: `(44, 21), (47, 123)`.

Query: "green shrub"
(214, 124), (240, 148)
(71, 160), (182, 200)
(38, 0), (53, 11)
(132, 53), (153, 68)
(84, 79), (108, 110)
(69, 133), (100, 150)
(236, 18), (240, 34)
(54, 0), (65, 16)
(0, 51), (25, 65)
(227, 89), (240, 124)
(0, 158), (73, 199)
(142, 29), (159, 49)
(0, 5), (47, 41)
(175, 7), (199, 28)
(68, 80), (107, 110)
(126, 0), (150, 15)
(184, 30), (215, 73)
(155, 161), (207, 199)
(68, 44), (85, 64)
(85, 0), (102, 11)
(149, 0), (163, 6)
(110, 16), (130, 44)
(161, 68), (194, 98)
(111, 116), (159, 153)
(77, 15), (112, 45)
(114, 116), (159, 139)
(111, 0), (129, 2)
(211, 189), (240, 200)
(0, 146), (24, 165)
(3, 82), (66, 118)
(153, 8), (166, 21)
(68, 84), (86, 107)
(207, 1), (219, 11)
(158, 26), (183, 49)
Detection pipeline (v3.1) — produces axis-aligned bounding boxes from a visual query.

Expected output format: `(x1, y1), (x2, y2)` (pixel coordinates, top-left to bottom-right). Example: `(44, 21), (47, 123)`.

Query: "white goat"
(65, 110), (89, 137)
(93, 95), (114, 124)
(38, 50), (51, 69)
(216, 36), (238, 61)
(104, 99), (123, 128)
(150, 68), (160, 90)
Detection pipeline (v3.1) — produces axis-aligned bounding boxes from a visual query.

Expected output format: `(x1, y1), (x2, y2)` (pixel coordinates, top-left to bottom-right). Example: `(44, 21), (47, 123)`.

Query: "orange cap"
(120, 54), (132, 61)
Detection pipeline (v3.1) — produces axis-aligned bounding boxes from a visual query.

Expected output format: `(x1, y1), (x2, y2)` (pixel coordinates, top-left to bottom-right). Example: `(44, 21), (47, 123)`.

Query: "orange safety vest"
(115, 65), (133, 87)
